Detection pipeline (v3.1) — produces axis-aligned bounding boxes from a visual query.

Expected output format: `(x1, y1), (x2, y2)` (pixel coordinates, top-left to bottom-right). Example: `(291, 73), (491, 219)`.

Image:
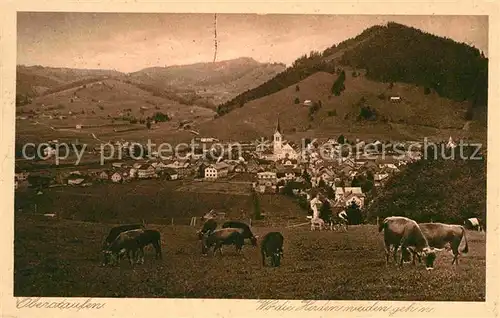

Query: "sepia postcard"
(1, 1), (499, 318)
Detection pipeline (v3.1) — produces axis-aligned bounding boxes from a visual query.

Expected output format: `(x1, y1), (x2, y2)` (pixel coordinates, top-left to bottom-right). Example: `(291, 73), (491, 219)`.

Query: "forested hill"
(340, 22), (488, 118)
(217, 22), (488, 120)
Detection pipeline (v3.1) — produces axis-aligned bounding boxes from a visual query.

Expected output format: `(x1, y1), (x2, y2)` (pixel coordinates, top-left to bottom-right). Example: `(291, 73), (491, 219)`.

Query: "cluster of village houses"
(15, 119), (459, 211)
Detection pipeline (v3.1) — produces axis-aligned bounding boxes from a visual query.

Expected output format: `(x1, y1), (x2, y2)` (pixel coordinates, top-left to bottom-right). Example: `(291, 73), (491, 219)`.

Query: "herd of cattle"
(100, 215), (482, 270)
(101, 219), (285, 267)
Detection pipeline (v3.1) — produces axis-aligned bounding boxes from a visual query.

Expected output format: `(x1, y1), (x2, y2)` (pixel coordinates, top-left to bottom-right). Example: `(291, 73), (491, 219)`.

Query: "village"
(14, 118), (460, 215)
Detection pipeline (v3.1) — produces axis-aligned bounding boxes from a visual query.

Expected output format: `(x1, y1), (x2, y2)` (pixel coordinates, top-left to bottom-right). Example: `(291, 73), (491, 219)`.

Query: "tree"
(302, 170), (312, 184)
(346, 201), (363, 224)
(319, 199), (332, 222)
(351, 176), (361, 187)
(337, 134), (345, 144)
(367, 171), (374, 181)
(152, 112), (170, 122)
(318, 178), (326, 189)
(283, 183), (295, 197)
(252, 190), (263, 220)
(326, 186), (335, 200)
(331, 70), (346, 96)
(295, 85), (300, 92)
(361, 179), (374, 193)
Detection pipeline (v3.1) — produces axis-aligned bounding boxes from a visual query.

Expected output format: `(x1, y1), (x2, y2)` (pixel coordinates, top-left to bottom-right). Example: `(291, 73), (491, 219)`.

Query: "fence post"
(249, 218), (252, 227)
(376, 216), (379, 226)
(171, 218), (174, 226)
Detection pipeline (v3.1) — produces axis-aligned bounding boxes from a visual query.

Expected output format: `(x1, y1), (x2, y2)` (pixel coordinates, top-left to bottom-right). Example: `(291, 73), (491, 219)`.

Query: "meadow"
(14, 213), (486, 300)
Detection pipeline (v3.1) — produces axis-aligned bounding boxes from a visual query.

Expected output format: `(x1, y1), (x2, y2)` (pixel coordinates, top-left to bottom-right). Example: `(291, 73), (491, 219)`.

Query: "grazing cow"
(379, 216), (437, 270)
(260, 232), (284, 267)
(409, 223), (469, 265)
(102, 221), (146, 249)
(134, 229), (163, 262)
(221, 221), (258, 246)
(201, 228), (245, 256)
(102, 229), (162, 266)
(102, 229), (145, 266)
(197, 218), (218, 240)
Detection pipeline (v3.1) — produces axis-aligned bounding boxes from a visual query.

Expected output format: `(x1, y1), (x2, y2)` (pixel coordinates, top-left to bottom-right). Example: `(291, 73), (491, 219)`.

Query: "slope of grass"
(14, 214), (486, 300)
(189, 69), (480, 143)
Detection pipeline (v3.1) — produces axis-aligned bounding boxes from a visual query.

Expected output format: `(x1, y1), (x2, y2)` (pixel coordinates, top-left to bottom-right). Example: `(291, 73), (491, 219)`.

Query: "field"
(14, 180), (308, 225)
(14, 213), (486, 300)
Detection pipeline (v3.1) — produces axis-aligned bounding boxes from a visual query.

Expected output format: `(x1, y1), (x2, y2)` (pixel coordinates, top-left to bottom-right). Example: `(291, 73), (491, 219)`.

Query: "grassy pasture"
(14, 213), (485, 300)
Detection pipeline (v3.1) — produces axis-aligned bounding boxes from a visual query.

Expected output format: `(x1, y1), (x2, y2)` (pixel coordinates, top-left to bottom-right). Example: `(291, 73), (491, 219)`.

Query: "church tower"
(273, 117), (283, 156)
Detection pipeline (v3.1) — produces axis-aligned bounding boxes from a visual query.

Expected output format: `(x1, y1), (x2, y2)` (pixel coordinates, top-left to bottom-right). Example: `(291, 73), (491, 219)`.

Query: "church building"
(263, 118), (299, 161)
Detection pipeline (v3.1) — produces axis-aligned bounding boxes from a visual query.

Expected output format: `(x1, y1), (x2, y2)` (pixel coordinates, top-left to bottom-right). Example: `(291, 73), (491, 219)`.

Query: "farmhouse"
(303, 100), (313, 106)
(256, 171), (278, 187)
(112, 162), (125, 169)
(67, 174), (85, 186)
(232, 162), (247, 173)
(374, 173), (389, 186)
(137, 164), (156, 179)
(335, 187), (366, 208)
(98, 171), (110, 181)
(163, 168), (179, 180)
(204, 162), (230, 180)
(15, 171), (30, 181)
(110, 172), (123, 183)
(204, 166), (217, 180)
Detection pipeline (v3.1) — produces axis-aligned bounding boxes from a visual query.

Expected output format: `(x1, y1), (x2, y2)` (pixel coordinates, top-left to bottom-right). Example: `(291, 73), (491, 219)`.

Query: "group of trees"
(351, 172), (375, 193)
(331, 70), (346, 96)
(365, 144), (486, 224)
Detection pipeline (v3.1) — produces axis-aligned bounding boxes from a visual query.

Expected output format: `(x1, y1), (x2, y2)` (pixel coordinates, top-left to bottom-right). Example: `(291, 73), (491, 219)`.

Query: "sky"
(17, 13), (488, 73)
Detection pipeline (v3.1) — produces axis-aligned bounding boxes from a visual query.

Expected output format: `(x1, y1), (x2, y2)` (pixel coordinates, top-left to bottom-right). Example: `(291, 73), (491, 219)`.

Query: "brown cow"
(379, 216), (437, 270)
(102, 229), (162, 266)
(409, 223), (469, 265)
(201, 228), (245, 256)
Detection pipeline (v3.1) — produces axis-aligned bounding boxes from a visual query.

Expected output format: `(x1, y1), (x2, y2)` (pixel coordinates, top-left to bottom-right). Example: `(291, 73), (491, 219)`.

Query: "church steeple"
(275, 117), (281, 133)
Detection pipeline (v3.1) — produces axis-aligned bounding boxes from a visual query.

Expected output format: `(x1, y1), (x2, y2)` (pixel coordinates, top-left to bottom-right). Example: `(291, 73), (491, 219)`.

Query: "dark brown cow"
(102, 222), (146, 249)
(379, 216), (437, 270)
(409, 223), (469, 265)
(201, 228), (245, 256)
(260, 232), (284, 267)
(197, 218), (218, 240)
(102, 229), (145, 266)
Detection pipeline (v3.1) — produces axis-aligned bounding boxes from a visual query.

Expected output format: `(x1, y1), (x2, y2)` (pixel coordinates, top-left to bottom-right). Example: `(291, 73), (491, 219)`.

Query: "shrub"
(294, 97), (300, 104)
(346, 201), (363, 224)
(252, 190), (264, 220)
(331, 70), (346, 96)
